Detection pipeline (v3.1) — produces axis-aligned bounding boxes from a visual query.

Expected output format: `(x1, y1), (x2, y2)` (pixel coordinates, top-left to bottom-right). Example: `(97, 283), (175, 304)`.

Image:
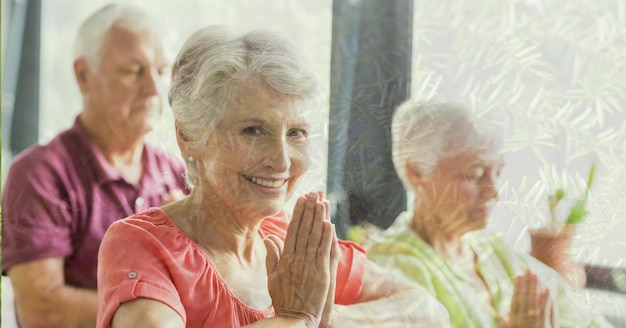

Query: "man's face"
(83, 25), (166, 141)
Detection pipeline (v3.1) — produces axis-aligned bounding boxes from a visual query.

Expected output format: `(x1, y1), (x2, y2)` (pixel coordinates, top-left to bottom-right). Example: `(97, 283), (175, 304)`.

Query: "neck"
(410, 202), (467, 259)
(79, 113), (146, 185)
(79, 112), (146, 165)
(165, 188), (264, 262)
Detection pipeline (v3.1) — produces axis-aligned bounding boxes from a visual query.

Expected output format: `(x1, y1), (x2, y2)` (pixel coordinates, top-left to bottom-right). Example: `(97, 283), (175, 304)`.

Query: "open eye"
(243, 126), (264, 135)
(287, 129), (307, 138)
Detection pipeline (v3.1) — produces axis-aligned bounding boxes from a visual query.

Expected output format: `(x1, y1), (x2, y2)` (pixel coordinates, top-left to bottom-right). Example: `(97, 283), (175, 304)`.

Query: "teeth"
(245, 175), (286, 188)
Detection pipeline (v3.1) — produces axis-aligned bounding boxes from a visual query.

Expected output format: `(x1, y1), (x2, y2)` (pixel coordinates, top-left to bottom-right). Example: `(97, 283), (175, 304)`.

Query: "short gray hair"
(74, 3), (158, 71)
(391, 100), (505, 192)
(169, 25), (323, 187)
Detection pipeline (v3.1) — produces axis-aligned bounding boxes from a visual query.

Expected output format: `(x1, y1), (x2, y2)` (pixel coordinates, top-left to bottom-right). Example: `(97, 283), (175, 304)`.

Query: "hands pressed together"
(264, 192), (339, 328)
(501, 269), (557, 328)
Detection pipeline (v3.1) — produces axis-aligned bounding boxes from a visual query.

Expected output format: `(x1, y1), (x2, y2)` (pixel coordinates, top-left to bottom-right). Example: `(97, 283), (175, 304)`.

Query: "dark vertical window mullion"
(9, 0), (41, 158)
(328, 0), (413, 237)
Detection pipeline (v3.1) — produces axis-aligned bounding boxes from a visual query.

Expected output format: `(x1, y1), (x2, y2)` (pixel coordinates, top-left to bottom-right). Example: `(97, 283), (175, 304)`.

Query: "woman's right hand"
(264, 192), (337, 327)
(502, 269), (556, 328)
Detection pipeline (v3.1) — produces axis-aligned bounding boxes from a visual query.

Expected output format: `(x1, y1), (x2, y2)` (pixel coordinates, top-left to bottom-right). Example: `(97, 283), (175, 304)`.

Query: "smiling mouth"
(243, 175), (288, 188)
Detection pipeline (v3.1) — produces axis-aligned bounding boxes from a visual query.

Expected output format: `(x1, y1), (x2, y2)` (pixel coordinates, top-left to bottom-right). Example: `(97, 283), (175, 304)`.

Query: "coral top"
(97, 208), (366, 327)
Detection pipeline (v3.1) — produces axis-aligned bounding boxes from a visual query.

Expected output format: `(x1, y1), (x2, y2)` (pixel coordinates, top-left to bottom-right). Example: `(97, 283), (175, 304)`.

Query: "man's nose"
(141, 68), (162, 96)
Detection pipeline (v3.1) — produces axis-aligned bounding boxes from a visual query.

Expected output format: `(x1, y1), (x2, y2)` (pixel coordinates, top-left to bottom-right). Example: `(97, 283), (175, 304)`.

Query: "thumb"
(499, 315), (510, 328)
(264, 235), (282, 276)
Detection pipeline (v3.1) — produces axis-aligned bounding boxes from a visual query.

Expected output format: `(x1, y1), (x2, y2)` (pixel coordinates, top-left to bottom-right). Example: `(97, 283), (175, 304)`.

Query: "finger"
(295, 193), (318, 256)
(317, 191), (325, 201)
(329, 224), (340, 282)
(511, 275), (523, 314)
(321, 224), (339, 327)
(323, 200), (330, 222)
(268, 234), (284, 255)
(264, 235), (281, 276)
(306, 201), (326, 257)
(526, 272), (538, 308)
(317, 221), (333, 269)
(545, 288), (556, 327)
(284, 196), (306, 257)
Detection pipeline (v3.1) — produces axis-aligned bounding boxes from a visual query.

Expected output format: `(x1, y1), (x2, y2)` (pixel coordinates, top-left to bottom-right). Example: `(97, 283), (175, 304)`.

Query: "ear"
(405, 161), (424, 191)
(175, 120), (192, 158)
(73, 58), (91, 94)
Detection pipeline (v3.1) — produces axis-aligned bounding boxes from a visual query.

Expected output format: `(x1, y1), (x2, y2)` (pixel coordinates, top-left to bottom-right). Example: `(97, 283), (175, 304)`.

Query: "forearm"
(16, 285), (97, 328)
(330, 289), (450, 328)
(245, 316), (311, 328)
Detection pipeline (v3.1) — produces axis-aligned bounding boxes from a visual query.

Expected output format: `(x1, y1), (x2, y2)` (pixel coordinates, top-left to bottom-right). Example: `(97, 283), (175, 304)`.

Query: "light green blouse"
(366, 213), (613, 328)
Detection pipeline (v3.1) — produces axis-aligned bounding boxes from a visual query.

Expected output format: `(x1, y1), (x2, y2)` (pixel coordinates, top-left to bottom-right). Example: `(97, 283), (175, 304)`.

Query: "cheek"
(292, 145), (311, 174)
(455, 182), (480, 204)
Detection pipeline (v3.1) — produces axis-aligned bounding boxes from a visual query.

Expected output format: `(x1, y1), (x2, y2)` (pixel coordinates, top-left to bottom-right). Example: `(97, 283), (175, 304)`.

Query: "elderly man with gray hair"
(1, 4), (186, 327)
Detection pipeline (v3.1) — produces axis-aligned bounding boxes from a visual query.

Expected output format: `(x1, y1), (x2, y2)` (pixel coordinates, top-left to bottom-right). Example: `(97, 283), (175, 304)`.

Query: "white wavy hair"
(391, 100), (505, 199)
(73, 3), (159, 71)
(169, 25), (323, 187)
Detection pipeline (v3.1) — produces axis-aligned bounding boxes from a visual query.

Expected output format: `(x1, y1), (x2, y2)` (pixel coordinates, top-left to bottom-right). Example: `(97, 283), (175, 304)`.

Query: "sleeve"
(96, 220), (186, 328)
(260, 214), (367, 305)
(1, 152), (74, 273)
(334, 239), (366, 305)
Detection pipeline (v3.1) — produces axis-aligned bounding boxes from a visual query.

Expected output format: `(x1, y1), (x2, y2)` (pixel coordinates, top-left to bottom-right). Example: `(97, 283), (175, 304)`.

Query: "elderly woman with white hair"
(366, 101), (613, 327)
(96, 26), (449, 327)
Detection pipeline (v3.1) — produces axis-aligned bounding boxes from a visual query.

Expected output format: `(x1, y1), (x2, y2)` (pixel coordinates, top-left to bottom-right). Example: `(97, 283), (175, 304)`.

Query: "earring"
(188, 156), (194, 162)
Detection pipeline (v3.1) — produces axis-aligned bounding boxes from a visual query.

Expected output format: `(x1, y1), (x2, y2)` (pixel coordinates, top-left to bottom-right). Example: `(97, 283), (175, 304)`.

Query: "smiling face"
(415, 150), (504, 236)
(78, 25), (166, 141)
(194, 82), (312, 219)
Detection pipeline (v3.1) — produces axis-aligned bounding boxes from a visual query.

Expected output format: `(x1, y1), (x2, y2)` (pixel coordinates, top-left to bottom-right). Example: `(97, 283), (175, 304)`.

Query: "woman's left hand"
(318, 193), (339, 328)
(264, 192), (338, 327)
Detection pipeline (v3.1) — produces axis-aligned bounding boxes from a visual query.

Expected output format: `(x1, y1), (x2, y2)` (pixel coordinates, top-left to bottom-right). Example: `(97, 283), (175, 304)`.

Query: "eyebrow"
(237, 118), (311, 128)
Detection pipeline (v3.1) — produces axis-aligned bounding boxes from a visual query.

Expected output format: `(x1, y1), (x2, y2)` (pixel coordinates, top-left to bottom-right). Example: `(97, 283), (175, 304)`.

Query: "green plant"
(548, 163), (596, 226)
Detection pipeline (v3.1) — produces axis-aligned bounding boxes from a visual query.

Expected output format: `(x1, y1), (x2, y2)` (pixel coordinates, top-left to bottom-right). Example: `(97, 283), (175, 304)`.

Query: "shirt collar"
(69, 116), (153, 186)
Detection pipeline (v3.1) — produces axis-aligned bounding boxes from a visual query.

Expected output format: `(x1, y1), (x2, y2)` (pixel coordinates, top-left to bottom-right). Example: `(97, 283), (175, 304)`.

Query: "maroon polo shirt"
(1, 117), (187, 289)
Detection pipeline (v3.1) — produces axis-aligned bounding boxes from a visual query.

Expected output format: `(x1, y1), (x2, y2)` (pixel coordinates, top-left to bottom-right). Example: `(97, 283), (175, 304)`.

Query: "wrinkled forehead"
(222, 82), (316, 125)
(102, 25), (166, 61)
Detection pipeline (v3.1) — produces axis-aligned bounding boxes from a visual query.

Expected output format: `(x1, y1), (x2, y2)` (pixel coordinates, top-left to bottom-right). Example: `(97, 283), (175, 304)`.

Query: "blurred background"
(2, 0), (625, 327)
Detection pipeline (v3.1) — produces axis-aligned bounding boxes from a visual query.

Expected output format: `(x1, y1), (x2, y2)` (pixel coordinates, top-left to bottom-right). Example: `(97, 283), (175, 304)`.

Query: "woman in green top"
(367, 101), (613, 328)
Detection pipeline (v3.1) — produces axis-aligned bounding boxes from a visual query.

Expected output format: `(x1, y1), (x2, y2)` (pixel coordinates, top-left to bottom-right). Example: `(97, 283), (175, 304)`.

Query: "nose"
(141, 67), (162, 97)
(481, 172), (499, 202)
(263, 136), (290, 173)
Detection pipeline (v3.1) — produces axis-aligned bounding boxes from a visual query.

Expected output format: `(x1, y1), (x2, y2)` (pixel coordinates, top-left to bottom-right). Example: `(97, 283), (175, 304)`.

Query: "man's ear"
(74, 58), (91, 94)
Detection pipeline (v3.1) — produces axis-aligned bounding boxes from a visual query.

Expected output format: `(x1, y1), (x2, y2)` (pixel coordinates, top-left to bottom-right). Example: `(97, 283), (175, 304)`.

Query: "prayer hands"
(264, 192), (339, 328)
(501, 269), (556, 328)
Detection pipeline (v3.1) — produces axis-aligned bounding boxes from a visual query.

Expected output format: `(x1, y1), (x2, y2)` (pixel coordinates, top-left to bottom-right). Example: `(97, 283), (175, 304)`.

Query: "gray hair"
(391, 100), (505, 193)
(169, 25), (323, 187)
(74, 3), (159, 71)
